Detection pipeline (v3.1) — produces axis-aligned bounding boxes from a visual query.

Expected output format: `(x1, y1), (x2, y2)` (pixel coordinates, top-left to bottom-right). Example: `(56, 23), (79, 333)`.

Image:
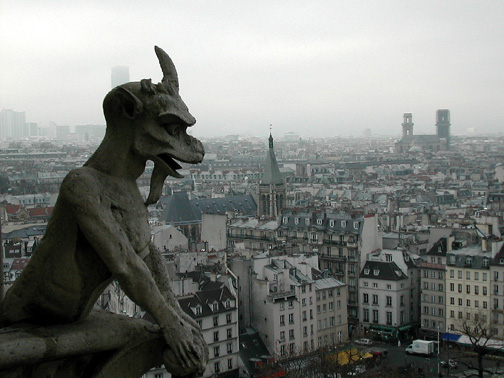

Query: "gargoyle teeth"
(158, 153), (182, 171)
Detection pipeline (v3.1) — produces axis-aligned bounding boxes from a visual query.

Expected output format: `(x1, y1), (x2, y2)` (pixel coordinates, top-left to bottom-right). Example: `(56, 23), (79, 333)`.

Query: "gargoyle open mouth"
(159, 153), (182, 172)
(155, 153), (184, 179)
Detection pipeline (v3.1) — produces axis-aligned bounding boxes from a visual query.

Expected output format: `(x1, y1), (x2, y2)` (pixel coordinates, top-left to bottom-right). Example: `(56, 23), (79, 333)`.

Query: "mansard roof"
(280, 210), (362, 233)
(178, 285), (236, 319)
(426, 237), (448, 256)
(159, 192), (257, 224)
(361, 260), (407, 281)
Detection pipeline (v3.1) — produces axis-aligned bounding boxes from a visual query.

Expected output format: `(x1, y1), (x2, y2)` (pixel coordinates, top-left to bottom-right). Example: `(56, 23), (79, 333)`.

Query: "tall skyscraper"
(111, 66), (130, 88)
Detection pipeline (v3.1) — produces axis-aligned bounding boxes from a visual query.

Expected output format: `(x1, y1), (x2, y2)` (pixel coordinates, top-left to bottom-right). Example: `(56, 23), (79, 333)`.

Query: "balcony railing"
(322, 240), (347, 246)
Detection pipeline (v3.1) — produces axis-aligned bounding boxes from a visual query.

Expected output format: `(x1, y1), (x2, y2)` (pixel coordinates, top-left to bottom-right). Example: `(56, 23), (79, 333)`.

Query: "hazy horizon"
(1, 1), (503, 138)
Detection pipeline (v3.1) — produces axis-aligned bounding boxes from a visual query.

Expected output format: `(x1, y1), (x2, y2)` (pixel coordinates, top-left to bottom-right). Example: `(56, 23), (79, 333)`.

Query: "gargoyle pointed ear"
(115, 87), (143, 119)
(155, 46), (179, 92)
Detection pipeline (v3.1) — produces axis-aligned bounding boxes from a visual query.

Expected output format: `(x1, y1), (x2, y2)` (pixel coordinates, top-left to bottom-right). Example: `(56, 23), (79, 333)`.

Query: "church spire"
(262, 131), (283, 186)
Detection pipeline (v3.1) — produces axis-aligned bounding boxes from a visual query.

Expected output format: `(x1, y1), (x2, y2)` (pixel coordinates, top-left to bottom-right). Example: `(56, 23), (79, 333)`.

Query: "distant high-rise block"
(0, 109), (26, 139)
(111, 66), (130, 88)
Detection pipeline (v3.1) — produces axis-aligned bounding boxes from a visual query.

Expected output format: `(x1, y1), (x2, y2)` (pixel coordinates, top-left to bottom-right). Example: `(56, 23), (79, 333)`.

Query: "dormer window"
(465, 257), (472, 265)
(294, 218), (299, 225)
(354, 222), (359, 229)
(373, 270), (380, 276)
(317, 219), (323, 225)
(283, 217), (288, 224)
(225, 299), (231, 309)
(341, 221), (347, 228)
(195, 305), (202, 315)
(483, 258), (489, 267)
(329, 220), (334, 227)
(364, 269), (370, 275)
(305, 218), (310, 225)
(212, 302), (218, 311)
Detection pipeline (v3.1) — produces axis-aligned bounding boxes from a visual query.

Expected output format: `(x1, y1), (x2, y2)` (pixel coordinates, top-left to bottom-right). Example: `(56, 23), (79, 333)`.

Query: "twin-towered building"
(395, 109), (451, 153)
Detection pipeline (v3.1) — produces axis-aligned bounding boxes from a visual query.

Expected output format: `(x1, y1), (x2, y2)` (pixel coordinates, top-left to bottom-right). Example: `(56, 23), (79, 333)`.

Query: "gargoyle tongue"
(145, 163), (171, 206)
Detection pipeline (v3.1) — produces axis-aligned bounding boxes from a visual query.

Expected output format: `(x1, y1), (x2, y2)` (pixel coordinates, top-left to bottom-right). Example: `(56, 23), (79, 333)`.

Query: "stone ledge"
(0, 309), (166, 378)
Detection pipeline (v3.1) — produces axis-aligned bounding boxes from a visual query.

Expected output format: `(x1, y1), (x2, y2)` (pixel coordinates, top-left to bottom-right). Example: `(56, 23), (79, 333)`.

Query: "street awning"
(398, 324), (414, 332)
(442, 333), (461, 342)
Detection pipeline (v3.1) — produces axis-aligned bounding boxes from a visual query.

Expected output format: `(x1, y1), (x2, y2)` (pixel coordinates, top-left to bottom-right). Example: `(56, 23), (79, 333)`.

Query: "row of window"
(449, 283), (488, 295)
(363, 282), (404, 290)
(193, 299), (232, 315)
(279, 313), (295, 325)
(363, 294), (405, 306)
(317, 302), (339, 313)
(423, 295), (444, 304)
(316, 288), (340, 300)
(212, 313), (233, 326)
(449, 311), (488, 322)
(423, 270), (444, 279)
(362, 309), (406, 324)
(448, 297), (488, 308)
(283, 217), (360, 229)
(423, 282), (444, 291)
(317, 316), (341, 329)
(449, 270), (488, 280)
(423, 306), (444, 316)
(213, 359), (233, 374)
(213, 328), (233, 342)
(213, 342), (234, 357)
(423, 319), (444, 329)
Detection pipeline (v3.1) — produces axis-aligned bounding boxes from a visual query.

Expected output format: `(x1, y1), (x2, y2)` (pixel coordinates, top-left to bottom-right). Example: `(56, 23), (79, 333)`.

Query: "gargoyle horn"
(155, 46), (179, 92)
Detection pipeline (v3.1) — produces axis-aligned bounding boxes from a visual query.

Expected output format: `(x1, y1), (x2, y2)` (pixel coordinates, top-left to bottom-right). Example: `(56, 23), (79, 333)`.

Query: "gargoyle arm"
(59, 170), (199, 369)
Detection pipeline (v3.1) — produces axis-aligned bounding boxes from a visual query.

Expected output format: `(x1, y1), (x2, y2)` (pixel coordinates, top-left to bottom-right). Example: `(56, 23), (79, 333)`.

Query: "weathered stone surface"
(0, 46), (207, 377)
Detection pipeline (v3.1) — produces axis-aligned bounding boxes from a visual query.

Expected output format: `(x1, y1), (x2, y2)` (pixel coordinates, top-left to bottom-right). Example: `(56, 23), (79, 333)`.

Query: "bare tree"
(453, 313), (502, 378)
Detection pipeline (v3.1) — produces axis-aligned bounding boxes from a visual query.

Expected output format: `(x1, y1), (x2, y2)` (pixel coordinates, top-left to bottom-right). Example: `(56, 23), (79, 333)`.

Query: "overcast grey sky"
(1, 0), (503, 138)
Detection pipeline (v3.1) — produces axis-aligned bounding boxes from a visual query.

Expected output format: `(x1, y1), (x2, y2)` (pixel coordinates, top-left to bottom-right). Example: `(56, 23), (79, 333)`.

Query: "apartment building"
(445, 248), (492, 334)
(315, 277), (348, 347)
(359, 250), (420, 340)
(178, 285), (240, 378)
(490, 244), (504, 339)
(420, 236), (450, 338)
(277, 211), (382, 325)
(249, 254), (318, 357)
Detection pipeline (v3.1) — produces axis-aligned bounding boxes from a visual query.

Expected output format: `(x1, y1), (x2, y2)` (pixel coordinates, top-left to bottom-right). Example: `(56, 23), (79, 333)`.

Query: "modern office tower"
(111, 66), (130, 88)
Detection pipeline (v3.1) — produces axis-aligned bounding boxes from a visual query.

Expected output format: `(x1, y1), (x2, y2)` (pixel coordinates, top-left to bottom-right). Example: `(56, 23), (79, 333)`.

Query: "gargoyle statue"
(0, 46), (208, 377)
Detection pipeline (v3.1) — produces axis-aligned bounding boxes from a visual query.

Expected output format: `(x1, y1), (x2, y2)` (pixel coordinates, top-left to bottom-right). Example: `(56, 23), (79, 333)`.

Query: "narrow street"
(366, 341), (504, 378)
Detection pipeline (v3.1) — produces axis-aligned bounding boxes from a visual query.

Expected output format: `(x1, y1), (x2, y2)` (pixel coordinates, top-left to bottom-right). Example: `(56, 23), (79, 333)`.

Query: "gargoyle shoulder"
(60, 167), (104, 207)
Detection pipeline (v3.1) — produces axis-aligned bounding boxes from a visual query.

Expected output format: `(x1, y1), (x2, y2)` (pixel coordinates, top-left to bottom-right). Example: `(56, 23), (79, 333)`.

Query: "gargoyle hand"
(177, 306), (203, 335)
(162, 313), (207, 375)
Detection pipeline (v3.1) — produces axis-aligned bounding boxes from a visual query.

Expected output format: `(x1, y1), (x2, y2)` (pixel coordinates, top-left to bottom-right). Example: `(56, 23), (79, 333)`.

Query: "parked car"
(355, 338), (372, 346)
(347, 365), (366, 376)
(440, 359), (458, 369)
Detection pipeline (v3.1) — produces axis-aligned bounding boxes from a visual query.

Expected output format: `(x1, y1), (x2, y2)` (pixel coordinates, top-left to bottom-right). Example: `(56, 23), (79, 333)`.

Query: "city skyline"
(1, 1), (503, 138)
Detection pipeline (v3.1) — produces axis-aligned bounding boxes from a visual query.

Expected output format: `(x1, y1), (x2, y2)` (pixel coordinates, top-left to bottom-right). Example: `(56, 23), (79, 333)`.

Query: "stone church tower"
(258, 133), (285, 218)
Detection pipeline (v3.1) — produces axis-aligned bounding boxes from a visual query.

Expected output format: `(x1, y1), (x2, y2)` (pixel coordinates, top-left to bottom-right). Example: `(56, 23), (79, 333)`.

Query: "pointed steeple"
(262, 133), (284, 186)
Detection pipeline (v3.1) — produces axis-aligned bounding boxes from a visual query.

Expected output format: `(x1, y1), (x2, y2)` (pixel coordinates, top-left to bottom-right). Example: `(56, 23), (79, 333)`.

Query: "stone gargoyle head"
(102, 46), (204, 205)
